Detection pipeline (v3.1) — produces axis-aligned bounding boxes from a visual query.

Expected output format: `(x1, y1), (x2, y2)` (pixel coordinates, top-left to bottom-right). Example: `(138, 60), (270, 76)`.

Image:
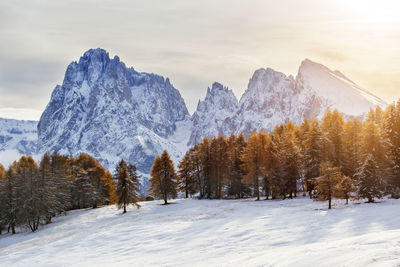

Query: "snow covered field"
(0, 197), (399, 267)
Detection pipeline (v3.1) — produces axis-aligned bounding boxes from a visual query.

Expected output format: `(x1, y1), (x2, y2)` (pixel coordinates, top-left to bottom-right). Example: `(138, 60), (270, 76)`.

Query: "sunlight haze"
(0, 0), (399, 118)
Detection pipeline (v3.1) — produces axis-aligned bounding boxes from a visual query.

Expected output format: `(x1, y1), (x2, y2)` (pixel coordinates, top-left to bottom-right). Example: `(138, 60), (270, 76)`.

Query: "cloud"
(0, 0), (399, 119)
(0, 56), (64, 110)
(0, 107), (42, 121)
(310, 49), (349, 62)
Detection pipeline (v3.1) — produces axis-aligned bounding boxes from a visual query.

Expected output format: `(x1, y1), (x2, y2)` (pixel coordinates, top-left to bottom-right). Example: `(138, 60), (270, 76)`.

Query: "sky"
(0, 0), (399, 120)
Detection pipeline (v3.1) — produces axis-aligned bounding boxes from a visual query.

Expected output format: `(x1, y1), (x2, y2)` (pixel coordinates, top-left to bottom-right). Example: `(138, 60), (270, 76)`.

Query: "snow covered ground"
(1, 197), (399, 267)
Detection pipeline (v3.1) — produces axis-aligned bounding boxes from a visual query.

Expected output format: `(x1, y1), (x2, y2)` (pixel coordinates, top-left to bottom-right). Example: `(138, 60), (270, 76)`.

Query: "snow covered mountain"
(0, 50), (387, 173)
(296, 59), (386, 118)
(234, 68), (302, 137)
(189, 59), (387, 142)
(0, 118), (37, 154)
(37, 48), (190, 172)
(188, 82), (239, 145)
(0, 118), (38, 166)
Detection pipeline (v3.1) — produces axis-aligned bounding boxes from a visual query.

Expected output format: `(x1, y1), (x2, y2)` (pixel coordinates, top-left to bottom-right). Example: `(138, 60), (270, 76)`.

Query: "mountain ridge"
(0, 48), (388, 173)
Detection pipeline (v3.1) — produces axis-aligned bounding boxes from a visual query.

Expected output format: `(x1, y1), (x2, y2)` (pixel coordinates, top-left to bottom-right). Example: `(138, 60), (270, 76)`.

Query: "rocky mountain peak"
(1, 54), (388, 178)
(188, 82), (238, 145)
(37, 48), (189, 172)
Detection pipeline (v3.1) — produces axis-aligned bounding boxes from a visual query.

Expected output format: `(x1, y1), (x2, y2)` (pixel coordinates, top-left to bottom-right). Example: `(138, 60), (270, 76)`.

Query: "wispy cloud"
(0, 107), (42, 121)
(310, 49), (349, 62)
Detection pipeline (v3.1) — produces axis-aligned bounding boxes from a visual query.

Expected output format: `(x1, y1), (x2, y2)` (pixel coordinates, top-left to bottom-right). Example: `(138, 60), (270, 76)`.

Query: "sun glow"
(346, 0), (400, 22)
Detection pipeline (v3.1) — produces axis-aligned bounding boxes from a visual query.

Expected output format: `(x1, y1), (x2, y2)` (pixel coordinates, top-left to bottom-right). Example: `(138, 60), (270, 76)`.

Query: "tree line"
(0, 153), (142, 234)
(169, 102), (400, 208)
(3, 101), (400, 234)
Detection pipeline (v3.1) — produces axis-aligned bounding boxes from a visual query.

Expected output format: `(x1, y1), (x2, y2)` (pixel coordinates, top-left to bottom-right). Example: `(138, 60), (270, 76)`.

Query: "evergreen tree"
(116, 160), (140, 213)
(209, 135), (228, 198)
(72, 168), (94, 209)
(358, 109), (389, 194)
(51, 153), (73, 213)
(383, 101), (400, 192)
(342, 119), (362, 178)
(177, 152), (198, 198)
(15, 156), (41, 232)
(149, 150), (178, 204)
(297, 118), (311, 194)
(38, 153), (57, 224)
(337, 175), (356, 204)
(2, 162), (18, 234)
(198, 137), (212, 198)
(358, 154), (384, 202)
(188, 144), (204, 198)
(274, 122), (302, 199)
(303, 119), (323, 198)
(241, 131), (271, 200)
(226, 133), (249, 198)
(320, 109), (345, 166)
(70, 154), (115, 209)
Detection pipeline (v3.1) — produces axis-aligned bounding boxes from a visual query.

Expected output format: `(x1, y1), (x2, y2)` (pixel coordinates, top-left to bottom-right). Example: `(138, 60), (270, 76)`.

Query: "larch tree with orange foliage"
(149, 150), (178, 204)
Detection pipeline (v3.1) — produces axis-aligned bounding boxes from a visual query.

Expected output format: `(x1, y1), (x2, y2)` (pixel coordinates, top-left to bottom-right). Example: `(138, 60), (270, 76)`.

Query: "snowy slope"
(296, 59), (387, 118)
(0, 197), (399, 266)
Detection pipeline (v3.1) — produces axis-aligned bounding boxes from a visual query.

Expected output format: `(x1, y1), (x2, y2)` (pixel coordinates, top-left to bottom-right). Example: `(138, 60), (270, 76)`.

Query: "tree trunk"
(328, 197), (331, 209)
(11, 224), (15, 234)
(256, 186), (260, 201)
(164, 197), (168, 205)
(123, 203), (126, 214)
(185, 190), (188, 198)
(346, 197), (349, 205)
(255, 178), (260, 201)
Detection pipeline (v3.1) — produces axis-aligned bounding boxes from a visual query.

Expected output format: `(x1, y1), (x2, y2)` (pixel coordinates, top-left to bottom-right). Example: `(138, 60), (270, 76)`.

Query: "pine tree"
(70, 154), (115, 209)
(343, 119), (362, 178)
(3, 162), (18, 234)
(314, 162), (343, 209)
(320, 109), (345, 166)
(207, 135), (229, 198)
(358, 109), (389, 195)
(72, 168), (94, 209)
(116, 160), (140, 213)
(241, 131), (271, 200)
(337, 175), (356, 204)
(383, 101), (400, 192)
(226, 133), (249, 198)
(38, 153), (57, 224)
(177, 152), (198, 198)
(358, 154), (384, 202)
(198, 137), (212, 198)
(149, 150), (178, 204)
(15, 156), (41, 232)
(297, 118), (310, 195)
(186, 144), (204, 198)
(274, 122), (302, 199)
(303, 118), (323, 198)
(51, 153), (73, 213)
